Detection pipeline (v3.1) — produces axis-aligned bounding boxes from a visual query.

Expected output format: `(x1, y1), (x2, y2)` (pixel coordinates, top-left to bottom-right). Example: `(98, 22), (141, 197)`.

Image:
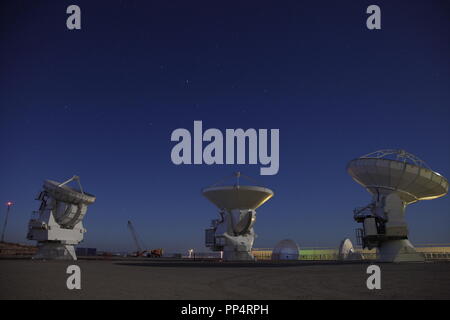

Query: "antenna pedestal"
(222, 231), (256, 261)
(207, 209), (257, 261)
(33, 243), (77, 260)
(203, 176), (274, 261)
(354, 193), (424, 262)
(378, 239), (424, 263)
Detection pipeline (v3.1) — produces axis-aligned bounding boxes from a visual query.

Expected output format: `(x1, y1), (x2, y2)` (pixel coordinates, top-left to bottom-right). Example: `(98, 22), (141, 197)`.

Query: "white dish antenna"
(348, 149), (448, 204)
(338, 238), (362, 261)
(339, 238), (354, 256)
(347, 150), (448, 262)
(203, 172), (274, 261)
(27, 176), (96, 260)
(44, 179), (95, 229)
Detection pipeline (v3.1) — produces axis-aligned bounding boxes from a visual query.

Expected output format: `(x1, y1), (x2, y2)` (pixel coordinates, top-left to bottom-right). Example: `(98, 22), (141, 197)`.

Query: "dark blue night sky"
(1, 0), (449, 252)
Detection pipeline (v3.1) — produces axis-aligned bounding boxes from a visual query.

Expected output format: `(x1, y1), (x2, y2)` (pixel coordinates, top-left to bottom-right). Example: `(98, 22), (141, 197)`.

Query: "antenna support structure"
(203, 172), (274, 261)
(347, 150), (448, 262)
(27, 176), (96, 260)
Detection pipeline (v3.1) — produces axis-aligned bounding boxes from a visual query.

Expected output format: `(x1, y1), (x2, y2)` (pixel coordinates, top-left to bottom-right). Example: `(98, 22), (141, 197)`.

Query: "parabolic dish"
(202, 185), (274, 210)
(339, 238), (355, 256)
(347, 158), (448, 204)
(44, 180), (96, 205)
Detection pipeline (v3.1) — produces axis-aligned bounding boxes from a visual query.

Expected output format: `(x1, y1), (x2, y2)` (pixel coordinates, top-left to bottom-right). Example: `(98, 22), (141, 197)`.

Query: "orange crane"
(127, 220), (163, 258)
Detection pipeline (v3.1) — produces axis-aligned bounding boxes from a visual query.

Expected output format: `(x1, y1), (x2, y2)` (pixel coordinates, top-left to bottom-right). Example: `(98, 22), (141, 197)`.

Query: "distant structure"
(338, 238), (362, 261)
(75, 247), (97, 257)
(1, 201), (14, 243)
(204, 172), (274, 261)
(27, 176), (96, 260)
(347, 150), (448, 262)
(127, 220), (163, 258)
(271, 239), (300, 260)
(127, 220), (146, 254)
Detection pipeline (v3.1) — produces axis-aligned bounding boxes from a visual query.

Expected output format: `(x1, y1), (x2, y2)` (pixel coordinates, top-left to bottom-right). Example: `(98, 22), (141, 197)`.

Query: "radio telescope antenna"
(203, 172), (274, 261)
(347, 149), (448, 262)
(338, 238), (362, 261)
(27, 176), (96, 260)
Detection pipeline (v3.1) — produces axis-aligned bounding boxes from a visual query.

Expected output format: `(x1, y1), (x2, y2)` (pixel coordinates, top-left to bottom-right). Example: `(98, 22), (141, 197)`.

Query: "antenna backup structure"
(203, 172), (274, 261)
(27, 176), (96, 260)
(347, 150), (448, 262)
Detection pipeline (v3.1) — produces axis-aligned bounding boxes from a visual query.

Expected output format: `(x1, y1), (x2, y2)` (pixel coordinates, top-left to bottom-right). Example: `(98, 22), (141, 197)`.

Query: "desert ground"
(1, 258), (449, 300)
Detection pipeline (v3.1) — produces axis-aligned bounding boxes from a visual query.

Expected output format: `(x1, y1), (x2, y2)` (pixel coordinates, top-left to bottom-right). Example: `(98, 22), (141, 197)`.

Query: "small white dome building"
(271, 239), (300, 260)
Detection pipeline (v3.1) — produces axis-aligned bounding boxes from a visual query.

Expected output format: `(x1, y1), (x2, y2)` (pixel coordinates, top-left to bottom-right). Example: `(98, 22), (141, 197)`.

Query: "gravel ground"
(1, 259), (449, 300)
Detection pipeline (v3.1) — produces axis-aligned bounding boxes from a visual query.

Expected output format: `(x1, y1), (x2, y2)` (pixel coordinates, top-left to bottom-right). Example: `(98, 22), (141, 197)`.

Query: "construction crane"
(1, 202), (14, 243)
(127, 220), (163, 258)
